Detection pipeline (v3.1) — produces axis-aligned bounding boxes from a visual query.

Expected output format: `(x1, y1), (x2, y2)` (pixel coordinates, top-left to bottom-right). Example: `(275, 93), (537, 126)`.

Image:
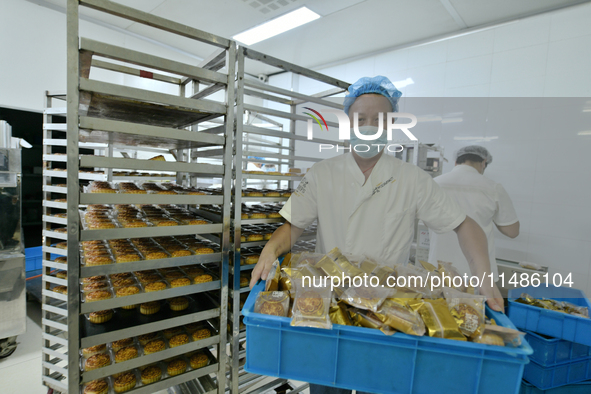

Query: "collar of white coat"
(453, 164), (480, 174)
(346, 152), (387, 186)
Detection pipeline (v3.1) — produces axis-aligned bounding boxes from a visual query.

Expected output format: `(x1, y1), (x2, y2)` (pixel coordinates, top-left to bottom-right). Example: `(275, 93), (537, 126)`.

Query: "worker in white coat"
(249, 76), (504, 394)
(428, 145), (520, 282)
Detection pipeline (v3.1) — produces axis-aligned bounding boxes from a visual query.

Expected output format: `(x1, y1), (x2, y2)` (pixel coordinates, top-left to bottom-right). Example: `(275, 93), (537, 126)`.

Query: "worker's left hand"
(479, 282), (504, 313)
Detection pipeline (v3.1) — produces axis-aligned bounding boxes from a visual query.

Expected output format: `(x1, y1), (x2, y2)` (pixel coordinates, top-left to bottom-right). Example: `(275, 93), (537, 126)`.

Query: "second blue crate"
(526, 331), (591, 367)
(508, 286), (591, 347)
(523, 358), (591, 390)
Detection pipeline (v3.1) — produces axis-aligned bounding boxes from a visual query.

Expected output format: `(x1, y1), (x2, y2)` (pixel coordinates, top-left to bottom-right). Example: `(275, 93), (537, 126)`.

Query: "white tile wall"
(493, 15), (551, 52)
(491, 44), (548, 83)
(444, 55), (494, 89)
(446, 30), (494, 61)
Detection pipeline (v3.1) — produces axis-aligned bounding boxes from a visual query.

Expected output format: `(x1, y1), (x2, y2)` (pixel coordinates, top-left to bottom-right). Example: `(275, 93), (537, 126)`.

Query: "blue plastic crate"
(523, 358), (591, 390)
(508, 286), (591, 347)
(525, 331), (591, 367)
(243, 281), (533, 394)
(521, 379), (591, 394)
(25, 246), (43, 271)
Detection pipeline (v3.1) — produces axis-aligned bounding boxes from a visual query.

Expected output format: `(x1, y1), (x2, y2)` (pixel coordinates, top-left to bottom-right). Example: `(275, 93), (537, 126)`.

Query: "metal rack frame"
(41, 1), (236, 393)
(227, 46), (350, 394)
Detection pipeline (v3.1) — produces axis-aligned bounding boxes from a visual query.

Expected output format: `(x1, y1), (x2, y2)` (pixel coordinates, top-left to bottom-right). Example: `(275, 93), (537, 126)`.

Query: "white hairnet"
(455, 145), (493, 164)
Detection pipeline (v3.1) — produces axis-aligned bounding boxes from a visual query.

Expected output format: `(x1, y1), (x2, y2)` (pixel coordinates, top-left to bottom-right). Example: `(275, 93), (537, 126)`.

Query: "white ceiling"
(34, 0), (590, 77)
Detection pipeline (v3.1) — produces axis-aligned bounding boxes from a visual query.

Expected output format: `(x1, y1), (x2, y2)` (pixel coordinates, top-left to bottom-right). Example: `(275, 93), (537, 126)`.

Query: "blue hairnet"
(343, 76), (402, 115)
(247, 156), (264, 160)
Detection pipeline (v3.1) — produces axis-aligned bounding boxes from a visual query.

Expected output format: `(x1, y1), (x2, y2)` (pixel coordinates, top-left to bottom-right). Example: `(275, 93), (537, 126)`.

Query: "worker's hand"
(249, 247), (277, 289)
(479, 282), (504, 313)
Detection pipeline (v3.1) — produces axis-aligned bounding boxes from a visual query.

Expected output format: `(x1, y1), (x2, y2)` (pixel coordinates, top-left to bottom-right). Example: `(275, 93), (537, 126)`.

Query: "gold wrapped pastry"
(359, 259), (378, 275)
(373, 266), (396, 287)
(374, 299), (426, 336)
(437, 261), (466, 292)
(450, 303), (484, 339)
(473, 333), (504, 346)
(291, 287), (332, 329)
(335, 255), (365, 278)
(316, 256), (344, 278)
(326, 247), (364, 278)
(476, 324), (524, 347)
(342, 284), (389, 312)
(409, 299), (466, 341)
(279, 269), (294, 299)
(349, 308), (395, 336)
(443, 287), (486, 339)
(266, 259), (281, 291)
(329, 301), (353, 326)
(254, 291), (289, 317)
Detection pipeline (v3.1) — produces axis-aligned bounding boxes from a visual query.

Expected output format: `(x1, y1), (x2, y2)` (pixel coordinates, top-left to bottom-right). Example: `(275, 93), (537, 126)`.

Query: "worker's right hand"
(249, 247), (277, 289)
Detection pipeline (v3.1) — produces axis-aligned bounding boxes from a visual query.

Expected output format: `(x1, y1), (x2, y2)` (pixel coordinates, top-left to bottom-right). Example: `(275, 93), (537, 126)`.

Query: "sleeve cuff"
(431, 213), (467, 234)
(279, 207), (291, 223)
(494, 219), (519, 226)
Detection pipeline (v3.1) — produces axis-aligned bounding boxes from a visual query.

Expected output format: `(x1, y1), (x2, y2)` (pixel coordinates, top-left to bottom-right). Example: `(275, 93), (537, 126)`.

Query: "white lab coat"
(279, 153), (466, 267)
(428, 164), (519, 280)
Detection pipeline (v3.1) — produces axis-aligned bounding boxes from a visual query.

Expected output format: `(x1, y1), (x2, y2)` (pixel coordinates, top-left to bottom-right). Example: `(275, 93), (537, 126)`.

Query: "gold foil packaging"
(374, 299), (426, 336)
(349, 308), (395, 336)
(437, 261), (467, 292)
(329, 301), (353, 326)
(342, 282), (390, 312)
(359, 259), (378, 276)
(516, 293), (589, 318)
(443, 287), (486, 339)
(409, 299), (466, 341)
(266, 259), (281, 291)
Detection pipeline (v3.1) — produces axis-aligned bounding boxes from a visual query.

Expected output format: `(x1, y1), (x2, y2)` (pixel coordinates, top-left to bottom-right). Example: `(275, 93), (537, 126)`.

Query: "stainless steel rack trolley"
(226, 46), (351, 394)
(40, 1), (235, 393)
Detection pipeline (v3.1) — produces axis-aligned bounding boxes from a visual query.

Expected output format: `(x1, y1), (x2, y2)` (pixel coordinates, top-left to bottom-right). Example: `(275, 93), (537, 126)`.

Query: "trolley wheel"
(0, 337), (17, 359)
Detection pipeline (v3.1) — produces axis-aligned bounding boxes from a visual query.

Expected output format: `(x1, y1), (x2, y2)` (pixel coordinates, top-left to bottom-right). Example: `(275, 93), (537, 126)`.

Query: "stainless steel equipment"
(0, 120), (25, 359)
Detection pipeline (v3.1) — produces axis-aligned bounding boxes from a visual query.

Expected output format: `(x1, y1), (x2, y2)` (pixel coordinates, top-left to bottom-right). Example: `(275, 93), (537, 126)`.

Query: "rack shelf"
(40, 2), (234, 393)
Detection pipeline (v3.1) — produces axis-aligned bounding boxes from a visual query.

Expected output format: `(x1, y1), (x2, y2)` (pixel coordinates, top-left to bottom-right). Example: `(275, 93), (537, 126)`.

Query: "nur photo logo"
(305, 108), (419, 153)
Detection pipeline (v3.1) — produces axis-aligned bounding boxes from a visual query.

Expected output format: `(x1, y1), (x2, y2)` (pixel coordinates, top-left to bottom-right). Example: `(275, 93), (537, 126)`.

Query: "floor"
(0, 300), (310, 394)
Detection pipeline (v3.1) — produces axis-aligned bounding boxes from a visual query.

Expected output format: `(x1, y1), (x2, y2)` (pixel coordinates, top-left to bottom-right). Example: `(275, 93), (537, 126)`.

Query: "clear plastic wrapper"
(473, 324), (525, 347)
(394, 264), (432, 297)
(292, 252), (325, 268)
(265, 259), (281, 291)
(327, 248), (365, 278)
(348, 307), (395, 336)
(374, 298), (426, 336)
(409, 298), (466, 341)
(372, 265), (396, 288)
(358, 259), (378, 276)
(254, 291), (290, 317)
(443, 287), (486, 339)
(341, 280), (390, 312)
(437, 260), (467, 292)
(291, 278), (332, 329)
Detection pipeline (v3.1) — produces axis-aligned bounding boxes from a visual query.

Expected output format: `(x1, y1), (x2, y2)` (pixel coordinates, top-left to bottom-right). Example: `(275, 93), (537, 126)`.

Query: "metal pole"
(231, 46), (246, 394)
(218, 41), (237, 394)
(66, 0), (81, 392)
